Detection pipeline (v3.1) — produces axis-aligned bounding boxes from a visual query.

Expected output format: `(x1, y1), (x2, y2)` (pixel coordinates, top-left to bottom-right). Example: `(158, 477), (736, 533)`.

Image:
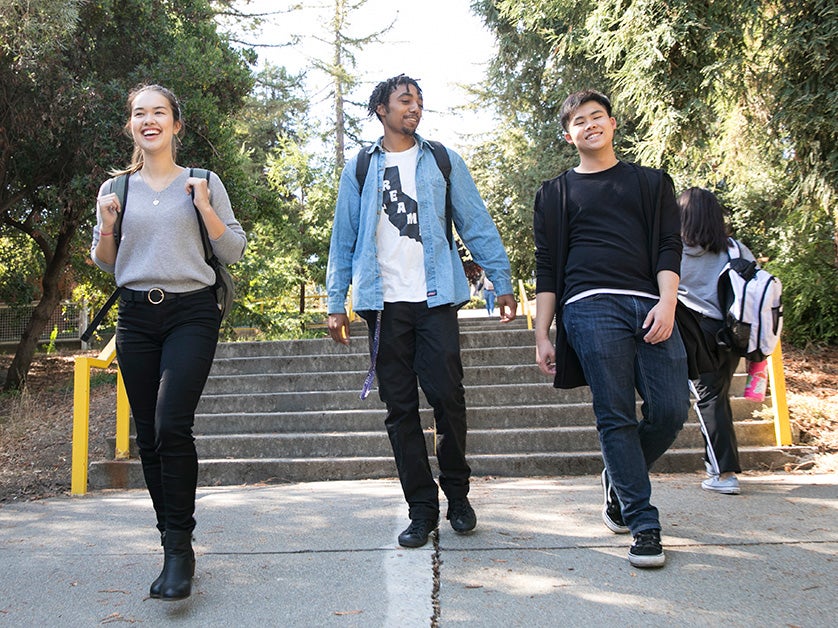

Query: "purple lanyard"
(360, 311), (382, 400)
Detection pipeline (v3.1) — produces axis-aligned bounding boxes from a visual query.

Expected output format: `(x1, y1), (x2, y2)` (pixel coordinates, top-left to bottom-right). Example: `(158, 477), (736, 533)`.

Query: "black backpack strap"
(189, 168), (216, 266)
(82, 174), (129, 342)
(109, 173), (129, 250)
(355, 146), (373, 191)
(426, 140), (453, 249)
(81, 289), (121, 343)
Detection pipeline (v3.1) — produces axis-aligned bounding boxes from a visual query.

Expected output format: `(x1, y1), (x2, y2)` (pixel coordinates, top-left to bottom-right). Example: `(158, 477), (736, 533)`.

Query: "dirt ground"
(0, 344), (836, 503)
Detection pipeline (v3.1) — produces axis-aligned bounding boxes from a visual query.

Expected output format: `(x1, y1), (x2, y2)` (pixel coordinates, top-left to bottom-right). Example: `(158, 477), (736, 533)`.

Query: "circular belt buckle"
(147, 288), (165, 304)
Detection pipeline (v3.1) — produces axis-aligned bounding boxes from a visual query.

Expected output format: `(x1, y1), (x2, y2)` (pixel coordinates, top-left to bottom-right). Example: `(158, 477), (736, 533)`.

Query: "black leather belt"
(120, 286), (212, 304)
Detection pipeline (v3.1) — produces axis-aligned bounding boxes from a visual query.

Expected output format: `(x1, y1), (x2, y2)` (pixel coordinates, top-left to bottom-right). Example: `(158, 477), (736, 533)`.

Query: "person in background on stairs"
(532, 89), (689, 569)
(326, 74), (517, 549)
(91, 84), (247, 600)
(481, 273), (496, 316)
(677, 187), (756, 495)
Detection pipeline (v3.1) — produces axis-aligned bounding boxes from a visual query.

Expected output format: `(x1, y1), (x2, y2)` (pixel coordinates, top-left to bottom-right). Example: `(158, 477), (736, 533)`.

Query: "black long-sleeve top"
(533, 161), (681, 388)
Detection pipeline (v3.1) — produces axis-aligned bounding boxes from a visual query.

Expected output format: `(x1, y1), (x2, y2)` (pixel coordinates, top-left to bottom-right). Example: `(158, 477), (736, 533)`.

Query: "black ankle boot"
(158, 530), (195, 601)
(149, 531), (167, 599)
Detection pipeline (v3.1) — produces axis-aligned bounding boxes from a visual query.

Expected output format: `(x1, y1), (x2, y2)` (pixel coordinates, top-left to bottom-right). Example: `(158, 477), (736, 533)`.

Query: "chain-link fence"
(0, 301), (88, 345)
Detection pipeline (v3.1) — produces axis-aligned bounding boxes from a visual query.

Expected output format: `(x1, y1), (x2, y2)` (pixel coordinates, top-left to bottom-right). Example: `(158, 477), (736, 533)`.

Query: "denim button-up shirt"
(326, 134), (513, 314)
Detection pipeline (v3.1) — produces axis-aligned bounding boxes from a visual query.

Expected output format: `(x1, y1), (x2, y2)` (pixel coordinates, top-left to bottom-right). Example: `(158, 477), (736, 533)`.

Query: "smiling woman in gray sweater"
(91, 84), (246, 602)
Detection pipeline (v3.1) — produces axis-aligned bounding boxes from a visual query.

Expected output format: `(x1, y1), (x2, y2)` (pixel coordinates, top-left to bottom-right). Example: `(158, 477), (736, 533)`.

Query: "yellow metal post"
(115, 368), (130, 459)
(768, 341), (793, 446)
(71, 357), (91, 495)
(518, 279), (533, 330)
(71, 335), (128, 495)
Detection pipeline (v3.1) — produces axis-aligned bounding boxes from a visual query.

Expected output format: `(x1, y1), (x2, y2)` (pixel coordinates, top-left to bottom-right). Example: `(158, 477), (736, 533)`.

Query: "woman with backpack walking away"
(91, 84), (246, 600)
(677, 187), (756, 495)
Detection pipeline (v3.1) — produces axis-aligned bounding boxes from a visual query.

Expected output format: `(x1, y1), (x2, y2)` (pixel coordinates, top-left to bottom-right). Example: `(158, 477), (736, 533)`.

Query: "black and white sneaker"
(628, 528), (666, 568)
(601, 469), (629, 534)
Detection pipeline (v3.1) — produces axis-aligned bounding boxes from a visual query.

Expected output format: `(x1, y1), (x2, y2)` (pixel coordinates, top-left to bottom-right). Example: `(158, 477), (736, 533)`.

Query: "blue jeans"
(484, 289), (496, 314)
(563, 294), (689, 534)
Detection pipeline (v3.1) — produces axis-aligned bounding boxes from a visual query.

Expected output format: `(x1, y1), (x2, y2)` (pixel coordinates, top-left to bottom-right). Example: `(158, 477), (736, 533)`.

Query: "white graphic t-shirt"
(376, 143), (427, 302)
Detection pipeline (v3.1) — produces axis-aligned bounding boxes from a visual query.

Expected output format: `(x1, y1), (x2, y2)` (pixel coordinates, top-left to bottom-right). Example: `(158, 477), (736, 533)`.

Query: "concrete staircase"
(88, 314), (795, 489)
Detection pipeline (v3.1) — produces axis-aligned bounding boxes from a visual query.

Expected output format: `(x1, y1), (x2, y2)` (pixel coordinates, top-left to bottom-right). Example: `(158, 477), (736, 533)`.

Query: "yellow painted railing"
(71, 336), (130, 496)
(517, 279), (533, 330)
(768, 341), (792, 446)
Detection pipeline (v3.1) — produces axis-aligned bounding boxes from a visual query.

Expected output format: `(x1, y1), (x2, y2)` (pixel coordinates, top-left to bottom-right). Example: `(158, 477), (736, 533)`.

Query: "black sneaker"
(446, 497), (477, 533)
(628, 528), (666, 568)
(601, 469), (629, 534)
(398, 519), (438, 548)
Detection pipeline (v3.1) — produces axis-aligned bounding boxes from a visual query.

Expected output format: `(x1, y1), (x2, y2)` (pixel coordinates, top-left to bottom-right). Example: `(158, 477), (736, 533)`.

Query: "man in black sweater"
(533, 89), (689, 568)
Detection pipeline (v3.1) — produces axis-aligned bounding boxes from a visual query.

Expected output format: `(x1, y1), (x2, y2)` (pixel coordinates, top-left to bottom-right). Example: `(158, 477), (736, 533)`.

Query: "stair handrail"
(71, 335), (130, 496)
(517, 279), (533, 330)
(768, 342), (792, 446)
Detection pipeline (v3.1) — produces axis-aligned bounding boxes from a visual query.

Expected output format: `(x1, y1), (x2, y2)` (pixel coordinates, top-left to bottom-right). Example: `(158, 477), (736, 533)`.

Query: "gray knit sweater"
(91, 169), (246, 292)
(679, 239), (756, 320)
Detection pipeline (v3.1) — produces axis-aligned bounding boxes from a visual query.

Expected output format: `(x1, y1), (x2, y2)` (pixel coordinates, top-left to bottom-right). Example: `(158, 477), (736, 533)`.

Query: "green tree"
(466, 0), (607, 283)
(471, 0), (838, 344)
(0, 0), (254, 391)
(235, 63), (308, 181)
(308, 0), (393, 170)
(234, 136), (335, 336)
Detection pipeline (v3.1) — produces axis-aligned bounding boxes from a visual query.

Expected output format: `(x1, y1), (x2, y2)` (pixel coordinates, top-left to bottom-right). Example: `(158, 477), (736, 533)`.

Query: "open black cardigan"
(533, 163), (709, 389)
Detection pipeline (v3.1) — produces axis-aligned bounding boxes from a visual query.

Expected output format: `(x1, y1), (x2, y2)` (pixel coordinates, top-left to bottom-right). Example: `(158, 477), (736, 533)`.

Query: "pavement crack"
(431, 528), (441, 627)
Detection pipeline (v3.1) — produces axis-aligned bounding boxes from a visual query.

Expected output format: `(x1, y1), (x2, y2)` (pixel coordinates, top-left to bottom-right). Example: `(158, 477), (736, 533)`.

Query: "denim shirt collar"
(367, 133), (431, 155)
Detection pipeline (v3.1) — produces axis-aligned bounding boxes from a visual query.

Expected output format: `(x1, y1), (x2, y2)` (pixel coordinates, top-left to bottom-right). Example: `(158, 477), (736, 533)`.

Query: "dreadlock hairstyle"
(367, 74), (422, 121)
(677, 187), (731, 254)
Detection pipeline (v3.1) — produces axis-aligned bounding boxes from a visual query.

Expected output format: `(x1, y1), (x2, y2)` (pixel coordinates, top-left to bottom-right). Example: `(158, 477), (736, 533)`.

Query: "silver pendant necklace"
(142, 169), (180, 206)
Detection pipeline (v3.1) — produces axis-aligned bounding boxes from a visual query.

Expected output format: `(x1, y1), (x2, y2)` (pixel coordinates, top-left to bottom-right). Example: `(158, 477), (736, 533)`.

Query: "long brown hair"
(110, 84), (184, 176)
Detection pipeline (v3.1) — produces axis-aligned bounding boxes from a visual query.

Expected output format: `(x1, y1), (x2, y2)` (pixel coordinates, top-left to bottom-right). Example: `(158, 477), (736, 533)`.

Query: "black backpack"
(355, 141), (454, 249)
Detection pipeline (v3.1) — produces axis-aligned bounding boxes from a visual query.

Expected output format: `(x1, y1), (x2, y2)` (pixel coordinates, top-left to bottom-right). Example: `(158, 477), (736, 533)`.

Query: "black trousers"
(364, 302), (470, 521)
(116, 289), (220, 533)
(694, 317), (743, 475)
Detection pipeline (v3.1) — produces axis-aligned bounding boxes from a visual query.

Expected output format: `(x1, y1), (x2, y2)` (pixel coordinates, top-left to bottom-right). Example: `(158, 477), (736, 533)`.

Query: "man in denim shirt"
(326, 74), (516, 548)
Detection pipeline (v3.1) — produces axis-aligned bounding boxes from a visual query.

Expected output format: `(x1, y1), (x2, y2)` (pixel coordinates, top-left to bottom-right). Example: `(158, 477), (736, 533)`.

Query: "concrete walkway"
(1, 472), (835, 627)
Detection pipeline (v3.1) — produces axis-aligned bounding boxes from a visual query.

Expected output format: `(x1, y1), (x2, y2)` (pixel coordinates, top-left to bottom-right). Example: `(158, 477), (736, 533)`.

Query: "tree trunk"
(299, 280), (306, 314)
(3, 225), (75, 392)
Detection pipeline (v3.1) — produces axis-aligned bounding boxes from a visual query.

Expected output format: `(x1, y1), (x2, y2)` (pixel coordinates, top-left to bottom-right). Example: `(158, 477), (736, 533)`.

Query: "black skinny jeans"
(116, 289), (220, 534)
(364, 302), (470, 522)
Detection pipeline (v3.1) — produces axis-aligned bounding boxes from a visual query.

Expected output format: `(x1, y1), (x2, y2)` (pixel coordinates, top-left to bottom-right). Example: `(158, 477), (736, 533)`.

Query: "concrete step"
(196, 380), (762, 416)
(209, 345), (537, 375)
(189, 394), (765, 435)
(108, 420), (776, 461)
(192, 404), (600, 434)
(212, 327), (537, 359)
(87, 445), (808, 490)
(195, 382), (599, 414)
(203, 363), (555, 395)
(87, 313), (789, 491)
